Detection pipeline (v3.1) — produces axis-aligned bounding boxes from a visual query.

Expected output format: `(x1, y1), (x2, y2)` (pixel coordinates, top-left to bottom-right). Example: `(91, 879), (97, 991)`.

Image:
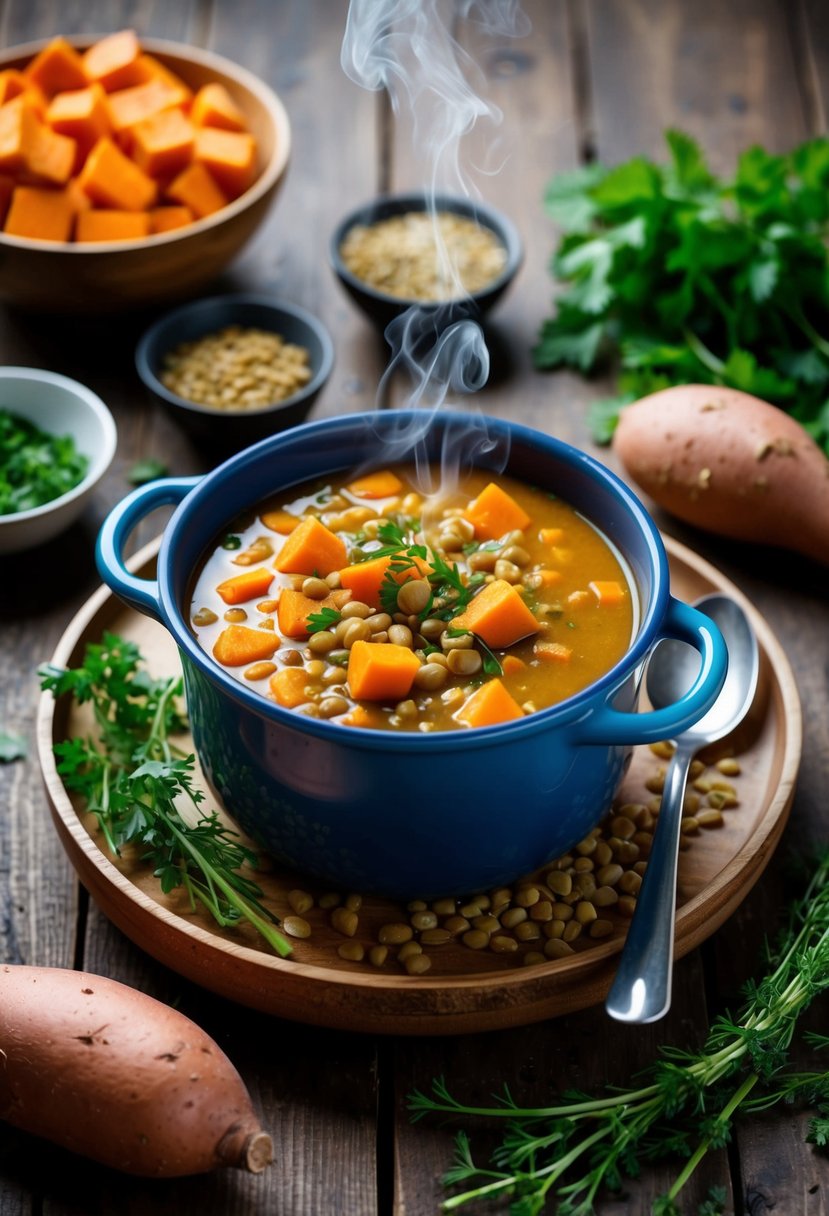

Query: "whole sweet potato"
(0, 964), (272, 1177)
(612, 384), (829, 565)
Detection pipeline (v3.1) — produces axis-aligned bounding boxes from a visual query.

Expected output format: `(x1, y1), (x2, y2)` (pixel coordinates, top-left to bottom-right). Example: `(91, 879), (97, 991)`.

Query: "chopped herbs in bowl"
(0, 367), (117, 555)
(0, 409), (89, 515)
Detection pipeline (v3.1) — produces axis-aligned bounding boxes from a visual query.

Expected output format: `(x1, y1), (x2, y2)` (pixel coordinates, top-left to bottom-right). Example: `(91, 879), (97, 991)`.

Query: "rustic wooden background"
(1, 1), (827, 1212)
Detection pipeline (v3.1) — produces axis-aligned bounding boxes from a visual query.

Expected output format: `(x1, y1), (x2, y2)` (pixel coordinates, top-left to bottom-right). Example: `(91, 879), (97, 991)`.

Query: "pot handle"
(95, 477), (200, 622)
(572, 597), (727, 746)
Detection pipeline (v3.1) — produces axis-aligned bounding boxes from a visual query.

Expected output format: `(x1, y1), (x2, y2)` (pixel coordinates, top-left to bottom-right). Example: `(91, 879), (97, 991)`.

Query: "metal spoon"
(605, 592), (759, 1023)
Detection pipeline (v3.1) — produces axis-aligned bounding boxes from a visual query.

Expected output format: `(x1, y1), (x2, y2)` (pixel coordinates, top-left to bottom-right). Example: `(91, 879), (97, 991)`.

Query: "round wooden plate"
(37, 537), (801, 1035)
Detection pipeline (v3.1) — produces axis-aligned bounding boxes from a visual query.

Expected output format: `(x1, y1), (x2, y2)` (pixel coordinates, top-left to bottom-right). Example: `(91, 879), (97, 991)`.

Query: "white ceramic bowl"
(0, 367), (117, 554)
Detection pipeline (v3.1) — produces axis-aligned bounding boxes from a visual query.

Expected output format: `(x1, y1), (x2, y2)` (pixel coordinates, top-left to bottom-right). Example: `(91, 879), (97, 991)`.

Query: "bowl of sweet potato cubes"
(0, 30), (291, 312)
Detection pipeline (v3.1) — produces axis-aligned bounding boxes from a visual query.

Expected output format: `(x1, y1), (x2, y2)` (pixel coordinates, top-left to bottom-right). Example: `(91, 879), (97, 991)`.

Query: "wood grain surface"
(1, 2), (827, 1214)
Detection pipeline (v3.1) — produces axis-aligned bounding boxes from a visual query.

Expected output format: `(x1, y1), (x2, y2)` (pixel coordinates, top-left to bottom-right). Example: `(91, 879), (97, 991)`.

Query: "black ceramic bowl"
(329, 192), (523, 331)
(135, 293), (334, 452)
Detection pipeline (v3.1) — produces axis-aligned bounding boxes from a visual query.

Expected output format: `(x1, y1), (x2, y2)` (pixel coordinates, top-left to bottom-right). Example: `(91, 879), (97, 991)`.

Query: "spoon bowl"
(606, 592), (760, 1023)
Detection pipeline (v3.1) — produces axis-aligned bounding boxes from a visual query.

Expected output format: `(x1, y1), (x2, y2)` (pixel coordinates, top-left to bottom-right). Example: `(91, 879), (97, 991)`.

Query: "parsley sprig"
(534, 130), (829, 452)
(0, 408), (89, 515)
(410, 851), (829, 1213)
(39, 633), (291, 957)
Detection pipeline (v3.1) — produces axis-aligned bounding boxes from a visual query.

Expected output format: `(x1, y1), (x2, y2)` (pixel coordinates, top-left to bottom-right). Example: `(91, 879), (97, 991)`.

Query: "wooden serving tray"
(37, 537), (801, 1035)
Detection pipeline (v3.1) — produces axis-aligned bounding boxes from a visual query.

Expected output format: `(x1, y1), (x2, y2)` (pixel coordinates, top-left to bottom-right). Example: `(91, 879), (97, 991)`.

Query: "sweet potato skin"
(0, 964), (272, 1177)
(612, 384), (829, 566)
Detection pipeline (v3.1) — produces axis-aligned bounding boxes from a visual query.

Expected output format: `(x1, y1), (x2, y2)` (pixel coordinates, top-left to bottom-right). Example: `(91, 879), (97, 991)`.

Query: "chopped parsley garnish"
(0, 408), (89, 515)
(307, 606), (343, 633)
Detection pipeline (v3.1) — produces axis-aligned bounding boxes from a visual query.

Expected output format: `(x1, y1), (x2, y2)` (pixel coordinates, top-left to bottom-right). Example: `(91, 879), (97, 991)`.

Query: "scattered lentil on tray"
(339, 210), (508, 301)
(272, 742), (743, 973)
(160, 324), (312, 410)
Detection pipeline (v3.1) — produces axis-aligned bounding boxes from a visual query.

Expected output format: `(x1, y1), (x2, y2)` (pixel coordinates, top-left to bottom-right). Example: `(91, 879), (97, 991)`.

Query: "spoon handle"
(605, 741), (695, 1023)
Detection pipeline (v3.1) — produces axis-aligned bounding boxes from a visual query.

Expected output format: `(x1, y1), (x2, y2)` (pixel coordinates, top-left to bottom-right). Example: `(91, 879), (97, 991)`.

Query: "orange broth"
(188, 465), (635, 731)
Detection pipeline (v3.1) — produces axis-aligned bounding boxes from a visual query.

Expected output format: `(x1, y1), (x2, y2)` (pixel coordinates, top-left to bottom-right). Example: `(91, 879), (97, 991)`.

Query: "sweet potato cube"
(0, 98), (40, 173)
(454, 678), (524, 728)
(347, 470), (403, 499)
(466, 482), (532, 541)
(191, 82), (248, 132)
(212, 624), (280, 668)
(131, 107), (195, 179)
(261, 509), (300, 535)
(165, 160), (227, 218)
(347, 640), (422, 702)
(274, 515), (348, 577)
(82, 30), (145, 93)
(25, 37), (87, 96)
(340, 704), (381, 728)
(0, 173), (14, 223)
(451, 579), (539, 649)
(538, 527), (564, 545)
(148, 204), (193, 233)
(3, 185), (74, 241)
(589, 580), (625, 605)
(75, 209), (151, 242)
(215, 566), (275, 606)
(0, 70), (29, 106)
(269, 667), (312, 709)
(105, 78), (183, 136)
(501, 654), (526, 675)
(193, 126), (256, 198)
(46, 84), (111, 162)
(339, 553), (431, 611)
(77, 137), (157, 210)
(134, 55), (193, 104)
(25, 125), (76, 185)
(276, 587), (350, 639)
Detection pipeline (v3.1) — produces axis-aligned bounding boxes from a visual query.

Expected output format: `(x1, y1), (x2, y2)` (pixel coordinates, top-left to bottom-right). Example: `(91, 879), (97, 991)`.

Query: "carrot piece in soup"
(339, 553), (430, 610)
(212, 624), (280, 667)
(340, 704), (380, 728)
(82, 30), (144, 93)
(165, 160), (228, 218)
(75, 209), (150, 241)
(215, 566), (275, 605)
(466, 482), (532, 541)
(191, 82), (248, 131)
(534, 640), (573, 663)
(501, 654), (526, 675)
(77, 136), (157, 209)
(538, 526), (564, 545)
(451, 579), (539, 649)
(25, 37), (88, 96)
(454, 678), (524, 728)
(276, 588), (350, 639)
(269, 667), (311, 708)
(347, 640), (422, 702)
(589, 580), (625, 604)
(261, 509), (300, 535)
(274, 515), (347, 577)
(347, 470), (403, 499)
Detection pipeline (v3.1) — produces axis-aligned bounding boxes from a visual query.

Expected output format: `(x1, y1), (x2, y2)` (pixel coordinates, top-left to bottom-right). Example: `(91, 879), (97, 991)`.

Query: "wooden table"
(1, 2), (827, 1212)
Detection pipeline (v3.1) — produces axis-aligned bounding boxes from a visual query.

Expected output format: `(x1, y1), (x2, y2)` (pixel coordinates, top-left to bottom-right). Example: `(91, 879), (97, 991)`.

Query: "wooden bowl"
(0, 36), (291, 313)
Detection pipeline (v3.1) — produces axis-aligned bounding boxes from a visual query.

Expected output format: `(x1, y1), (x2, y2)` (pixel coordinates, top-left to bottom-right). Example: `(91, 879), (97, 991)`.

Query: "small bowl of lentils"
(329, 192), (523, 331)
(135, 293), (334, 452)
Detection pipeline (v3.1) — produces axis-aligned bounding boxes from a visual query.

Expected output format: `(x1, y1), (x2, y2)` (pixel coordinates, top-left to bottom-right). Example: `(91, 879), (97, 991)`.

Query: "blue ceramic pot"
(96, 411), (727, 899)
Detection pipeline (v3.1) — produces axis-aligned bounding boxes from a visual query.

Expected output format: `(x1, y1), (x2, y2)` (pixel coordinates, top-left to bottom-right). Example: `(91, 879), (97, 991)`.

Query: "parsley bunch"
(410, 851), (829, 1214)
(533, 130), (829, 451)
(40, 633), (291, 957)
(0, 408), (89, 515)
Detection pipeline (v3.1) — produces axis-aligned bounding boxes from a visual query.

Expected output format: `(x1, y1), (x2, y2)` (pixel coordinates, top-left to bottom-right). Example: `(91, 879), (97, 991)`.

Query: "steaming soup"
(189, 466), (635, 731)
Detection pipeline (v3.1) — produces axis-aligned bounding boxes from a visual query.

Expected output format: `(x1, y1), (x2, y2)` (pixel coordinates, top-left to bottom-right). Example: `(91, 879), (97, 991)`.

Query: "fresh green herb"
(127, 458), (168, 486)
(221, 534), (243, 550)
(534, 130), (829, 452)
(0, 409), (89, 515)
(427, 551), (484, 620)
(307, 606), (343, 633)
(446, 627), (503, 677)
(39, 633), (291, 958)
(410, 851), (829, 1213)
(0, 731), (27, 762)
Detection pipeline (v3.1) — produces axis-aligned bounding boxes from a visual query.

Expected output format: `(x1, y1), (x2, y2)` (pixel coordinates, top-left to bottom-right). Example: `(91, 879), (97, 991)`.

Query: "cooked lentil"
(339, 210), (508, 302)
(160, 324), (312, 411)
